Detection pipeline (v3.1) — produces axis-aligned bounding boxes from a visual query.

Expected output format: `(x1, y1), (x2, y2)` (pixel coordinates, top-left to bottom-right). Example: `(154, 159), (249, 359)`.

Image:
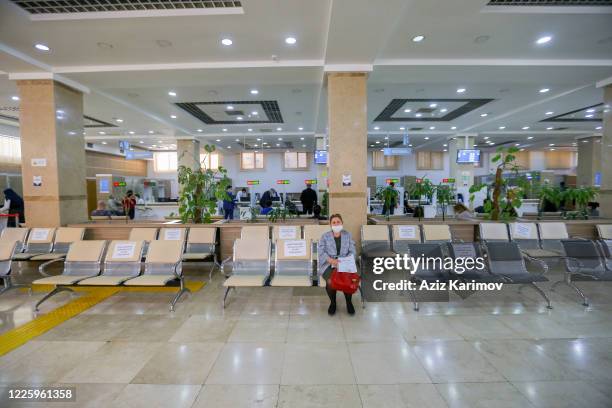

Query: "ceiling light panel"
(11, 0), (243, 14)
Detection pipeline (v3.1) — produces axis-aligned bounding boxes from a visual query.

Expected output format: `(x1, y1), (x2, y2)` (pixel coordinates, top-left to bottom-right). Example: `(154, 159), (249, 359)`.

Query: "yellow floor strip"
(2, 281), (205, 357)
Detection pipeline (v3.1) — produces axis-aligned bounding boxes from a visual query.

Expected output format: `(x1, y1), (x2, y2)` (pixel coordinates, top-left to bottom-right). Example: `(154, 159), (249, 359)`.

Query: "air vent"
(487, 0), (612, 5)
(410, 127), (423, 131)
(417, 108), (436, 114)
(259, 128), (274, 133)
(11, 0), (243, 15)
(86, 143), (94, 148)
(225, 110), (245, 116)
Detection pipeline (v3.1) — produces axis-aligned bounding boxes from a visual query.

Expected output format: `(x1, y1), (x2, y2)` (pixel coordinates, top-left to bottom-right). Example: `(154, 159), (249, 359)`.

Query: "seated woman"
(454, 203), (476, 220)
(91, 200), (112, 217)
(317, 213), (357, 316)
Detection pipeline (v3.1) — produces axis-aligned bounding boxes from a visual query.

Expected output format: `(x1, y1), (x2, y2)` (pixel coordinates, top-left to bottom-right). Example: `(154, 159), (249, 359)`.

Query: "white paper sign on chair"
(284, 240), (307, 257)
(30, 228), (50, 241)
(112, 242), (137, 259)
(164, 228), (182, 240)
(279, 226), (298, 240)
(515, 223), (532, 239)
(398, 225), (417, 240)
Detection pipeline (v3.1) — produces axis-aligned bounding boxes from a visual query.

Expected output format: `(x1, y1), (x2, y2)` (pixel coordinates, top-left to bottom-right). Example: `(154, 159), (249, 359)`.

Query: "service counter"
(367, 215), (609, 241)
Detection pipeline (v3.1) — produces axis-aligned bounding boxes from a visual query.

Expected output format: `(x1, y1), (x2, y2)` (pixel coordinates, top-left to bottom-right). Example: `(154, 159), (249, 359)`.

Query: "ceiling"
(0, 0), (611, 154)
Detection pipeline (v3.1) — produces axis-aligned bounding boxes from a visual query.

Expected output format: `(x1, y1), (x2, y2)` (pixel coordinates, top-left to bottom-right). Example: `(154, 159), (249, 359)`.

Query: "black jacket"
(300, 188), (318, 207)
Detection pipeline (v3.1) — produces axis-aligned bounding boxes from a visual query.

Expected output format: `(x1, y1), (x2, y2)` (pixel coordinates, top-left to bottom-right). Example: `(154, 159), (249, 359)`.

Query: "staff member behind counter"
(300, 183), (318, 215)
(259, 188), (279, 215)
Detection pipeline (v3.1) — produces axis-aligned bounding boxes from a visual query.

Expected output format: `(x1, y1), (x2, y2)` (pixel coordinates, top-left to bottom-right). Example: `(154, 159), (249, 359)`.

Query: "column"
(314, 136), (328, 199)
(448, 134), (476, 206)
(576, 136), (602, 187)
(177, 139), (201, 171)
(327, 72), (368, 247)
(599, 85), (612, 217)
(17, 79), (87, 226)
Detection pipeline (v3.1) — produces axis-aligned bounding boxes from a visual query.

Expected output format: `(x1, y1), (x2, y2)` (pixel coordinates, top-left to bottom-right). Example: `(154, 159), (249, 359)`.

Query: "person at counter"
(318, 213), (357, 316)
(454, 203), (476, 220)
(122, 190), (137, 220)
(91, 200), (112, 217)
(107, 195), (123, 215)
(259, 189), (274, 215)
(236, 188), (248, 202)
(300, 183), (318, 215)
(135, 194), (145, 205)
(382, 182), (399, 216)
(0, 188), (25, 227)
(223, 185), (237, 220)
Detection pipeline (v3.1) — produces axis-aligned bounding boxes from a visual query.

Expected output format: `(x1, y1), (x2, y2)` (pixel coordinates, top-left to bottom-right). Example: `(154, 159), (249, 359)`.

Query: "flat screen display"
(314, 150), (328, 164)
(456, 149), (481, 164)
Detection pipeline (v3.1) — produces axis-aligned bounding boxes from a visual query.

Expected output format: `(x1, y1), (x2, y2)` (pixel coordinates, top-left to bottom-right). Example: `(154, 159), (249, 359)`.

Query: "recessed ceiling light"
(300, 137), (305, 140)
(128, 131), (135, 134)
(168, 91), (177, 97)
(116, 118), (123, 123)
(34, 43), (50, 51)
(170, 115), (177, 119)
(582, 140), (589, 143)
(585, 114), (594, 118)
(384, 136), (389, 140)
(276, 143), (280, 147)
(285, 36), (297, 45)
(546, 127), (554, 130)
(545, 111), (554, 115)
(276, 127), (282, 131)
(549, 143), (555, 146)
(527, 136), (534, 140)
(456, 88), (466, 93)
(302, 144), (306, 148)
(298, 127), (304, 131)
(152, 144), (157, 147)
(539, 88), (550, 93)
(424, 137), (430, 140)
(248, 128), (253, 132)
(480, 113), (488, 117)
(484, 136), (489, 140)
(550, 148), (555, 151)
(197, 129), (203, 132)
(522, 126), (530, 130)
(101, 141), (107, 145)
(586, 108), (595, 113)
(251, 111), (258, 116)
(373, 126), (380, 130)
(375, 141), (380, 144)
(443, 144), (447, 147)
(278, 137), (283, 141)
(429, 103), (437, 108)
(148, 130), (154, 134)
(440, 108), (448, 113)
(10, 95), (19, 101)
(515, 143), (520, 146)
(226, 105), (234, 111)
(451, 126), (457, 130)
(443, 149), (448, 152)
(98, 131), (105, 135)
(215, 139), (221, 142)
(498, 126), (506, 130)
(250, 89), (259, 95)
(158, 140), (163, 143)
(253, 144), (258, 147)
(222, 128), (228, 132)
(415, 113), (422, 118)
(596, 126), (602, 130)
(256, 138), (261, 141)
(404, 109), (411, 113)
(237, 117), (243, 121)
(408, 144), (413, 147)
(139, 140), (144, 144)
(221, 38), (233, 46)
(412, 35), (425, 42)
(429, 126), (435, 130)
(399, 127), (405, 130)
(536, 35), (552, 45)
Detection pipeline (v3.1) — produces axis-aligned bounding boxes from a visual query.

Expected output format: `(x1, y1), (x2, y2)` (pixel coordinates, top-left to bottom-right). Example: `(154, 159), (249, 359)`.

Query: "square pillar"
(327, 73), (368, 247)
(576, 136), (602, 187)
(599, 85), (612, 216)
(17, 79), (87, 226)
(448, 135), (476, 206)
(177, 139), (201, 171)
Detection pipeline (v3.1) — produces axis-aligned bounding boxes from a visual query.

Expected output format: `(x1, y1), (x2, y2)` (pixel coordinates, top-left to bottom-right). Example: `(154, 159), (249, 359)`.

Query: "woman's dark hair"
(329, 213), (343, 224)
(3, 188), (23, 207)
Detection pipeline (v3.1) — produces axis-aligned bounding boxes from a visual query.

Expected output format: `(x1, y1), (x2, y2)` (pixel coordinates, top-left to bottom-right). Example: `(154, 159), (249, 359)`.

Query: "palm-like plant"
(435, 183), (454, 221)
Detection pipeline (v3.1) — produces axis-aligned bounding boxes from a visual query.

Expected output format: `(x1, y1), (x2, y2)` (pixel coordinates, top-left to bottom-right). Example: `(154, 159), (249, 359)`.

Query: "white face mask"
(331, 225), (343, 233)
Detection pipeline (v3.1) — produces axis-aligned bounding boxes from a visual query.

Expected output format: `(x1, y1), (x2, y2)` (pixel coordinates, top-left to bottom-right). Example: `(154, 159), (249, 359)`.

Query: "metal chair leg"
(409, 289), (419, 311)
(222, 286), (231, 308)
(358, 286), (366, 309)
(35, 286), (73, 311)
(529, 282), (553, 309)
(567, 281), (589, 307)
(0, 276), (30, 296)
(170, 278), (191, 312)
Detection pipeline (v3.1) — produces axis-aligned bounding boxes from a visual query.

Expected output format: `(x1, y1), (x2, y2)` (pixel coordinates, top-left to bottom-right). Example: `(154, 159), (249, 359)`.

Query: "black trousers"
(303, 205), (313, 215)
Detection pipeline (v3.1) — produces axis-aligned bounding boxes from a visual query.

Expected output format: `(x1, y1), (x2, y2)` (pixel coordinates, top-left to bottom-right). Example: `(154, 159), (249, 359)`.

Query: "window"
(153, 152), (177, 172)
(200, 152), (219, 170)
(240, 152), (264, 170)
(416, 151), (444, 170)
(0, 135), (21, 164)
(283, 151), (309, 170)
(372, 151), (399, 170)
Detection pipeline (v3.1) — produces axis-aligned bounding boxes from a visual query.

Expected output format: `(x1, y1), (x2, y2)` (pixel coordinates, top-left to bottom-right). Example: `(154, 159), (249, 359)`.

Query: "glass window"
(200, 152), (219, 170)
(372, 151), (398, 170)
(0, 135), (21, 164)
(283, 152), (308, 170)
(240, 152), (264, 170)
(153, 152), (177, 172)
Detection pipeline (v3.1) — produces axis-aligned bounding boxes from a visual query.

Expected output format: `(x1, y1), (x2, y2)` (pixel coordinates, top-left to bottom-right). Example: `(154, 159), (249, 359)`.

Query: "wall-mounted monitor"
(456, 149), (481, 164)
(314, 150), (328, 164)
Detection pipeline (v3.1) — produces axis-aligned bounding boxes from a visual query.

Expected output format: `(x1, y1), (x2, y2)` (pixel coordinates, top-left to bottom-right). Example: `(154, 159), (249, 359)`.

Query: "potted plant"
(435, 183), (454, 221)
(410, 178), (435, 221)
(177, 145), (231, 224)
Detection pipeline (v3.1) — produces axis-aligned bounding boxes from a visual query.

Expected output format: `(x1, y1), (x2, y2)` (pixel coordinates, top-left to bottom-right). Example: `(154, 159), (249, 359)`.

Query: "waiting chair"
(1, 228), (29, 253)
(12, 228), (56, 260)
(508, 222), (560, 258)
(537, 222), (568, 256)
(33, 240), (107, 311)
(159, 227), (186, 242)
(596, 224), (612, 241)
(484, 241), (552, 309)
(405, 242), (450, 311)
(222, 238), (271, 307)
(0, 241), (21, 295)
(361, 225), (392, 256)
(391, 225), (421, 254)
(182, 228), (219, 279)
(303, 225), (330, 244)
(272, 225), (301, 241)
(240, 225), (270, 240)
(128, 228), (158, 257)
(554, 239), (612, 307)
(479, 223), (510, 242)
(124, 240), (187, 311)
(78, 241), (144, 286)
(422, 224), (452, 243)
(30, 228), (86, 261)
(271, 239), (313, 287)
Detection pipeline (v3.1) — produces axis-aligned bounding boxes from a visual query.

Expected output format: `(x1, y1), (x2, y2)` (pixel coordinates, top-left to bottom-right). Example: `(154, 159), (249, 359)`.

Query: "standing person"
(0, 188), (25, 227)
(317, 214), (357, 316)
(223, 185), (236, 220)
(135, 193), (145, 205)
(122, 190), (137, 220)
(300, 183), (318, 215)
(236, 188), (248, 202)
(107, 195), (121, 215)
(382, 182), (399, 216)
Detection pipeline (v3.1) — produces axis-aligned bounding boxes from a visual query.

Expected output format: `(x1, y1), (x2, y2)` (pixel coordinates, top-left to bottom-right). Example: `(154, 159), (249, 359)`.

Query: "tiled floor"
(1, 262), (612, 407)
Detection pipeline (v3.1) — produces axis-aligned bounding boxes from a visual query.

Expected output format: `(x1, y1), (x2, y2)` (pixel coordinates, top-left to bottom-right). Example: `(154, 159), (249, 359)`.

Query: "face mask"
(331, 225), (343, 233)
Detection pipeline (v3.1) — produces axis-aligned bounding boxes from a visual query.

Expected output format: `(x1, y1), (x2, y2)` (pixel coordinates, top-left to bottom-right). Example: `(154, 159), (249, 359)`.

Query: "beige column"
(576, 136), (602, 187)
(177, 139), (201, 171)
(17, 79), (87, 226)
(599, 85), (612, 217)
(327, 72), (368, 248)
(448, 134), (476, 205)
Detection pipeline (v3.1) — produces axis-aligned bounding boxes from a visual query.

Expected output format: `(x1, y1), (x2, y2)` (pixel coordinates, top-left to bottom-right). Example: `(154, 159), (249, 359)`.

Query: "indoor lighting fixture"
(596, 126), (602, 130)
(226, 105), (234, 110)
(546, 127), (554, 130)
(550, 148), (555, 151)
(484, 136), (489, 140)
(237, 117), (243, 121)
(451, 126), (457, 130)
(277, 127), (282, 131)
(585, 114), (594, 118)
(298, 127), (304, 131)
(116, 118), (123, 123)
(197, 129), (203, 132)
(440, 108), (448, 113)
(586, 108), (595, 113)
(429, 103), (437, 108)
(408, 144), (413, 147)
(536, 35), (552, 45)
(158, 140), (163, 143)
(424, 137), (430, 140)
(549, 143), (555, 146)
(248, 128), (253, 132)
(251, 111), (258, 115)
(443, 144), (447, 147)
(456, 88), (466, 93)
(399, 127), (405, 130)
(384, 136), (389, 140)
(373, 126), (380, 130)
(300, 137), (305, 140)
(276, 143), (280, 147)
(403, 109), (411, 113)
(545, 111), (554, 115)
(278, 137), (283, 141)
(222, 128), (228, 132)
(148, 130), (154, 134)
(415, 113), (422, 118)
(221, 38), (233, 46)
(412, 35), (425, 42)
(256, 138), (261, 141)
(285, 37), (297, 45)
(168, 91), (177, 97)
(170, 115), (177, 119)
(498, 126), (506, 130)
(215, 139), (221, 142)
(527, 136), (534, 140)
(443, 149), (447, 152)
(98, 131), (105, 135)
(302, 144), (306, 148)
(480, 113), (488, 117)
(539, 88), (550, 93)
(375, 141), (380, 144)
(10, 96), (19, 101)
(101, 141), (107, 145)
(429, 126), (435, 130)
(522, 126), (530, 130)
(34, 43), (50, 51)
(250, 89), (259, 95)
(139, 140), (144, 144)
(128, 131), (135, 134)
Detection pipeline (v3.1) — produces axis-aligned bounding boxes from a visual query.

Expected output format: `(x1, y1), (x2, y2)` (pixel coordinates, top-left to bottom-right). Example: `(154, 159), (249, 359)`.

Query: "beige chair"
(479, 223), (510, 242)
(0, 241), (21, 295)
(271, 239), (313, 287)
(33, 240), (107, 310)
(303, 225), (330, 244)
(78, 241), (144, 286)
(537, 222), (569, 255)
(392, 224), (422, 253)
(222, 238), (271, 307)
(159, 227), (187, 242)
(124, 240), (187, 311)
(509, 222), (560, 258)
(421, 225), (451, 243)
(240, 225), (270, 240)
(361, 225), (391, 254)
(129, 228), (158, 257)
(12, 228), (56, 260)
(1, 228), (29, 253)
(182, 228), (219, 279)
(596, 224), (612, 240)
(30, 227), (86, 261)
(272, 225), (301, 241)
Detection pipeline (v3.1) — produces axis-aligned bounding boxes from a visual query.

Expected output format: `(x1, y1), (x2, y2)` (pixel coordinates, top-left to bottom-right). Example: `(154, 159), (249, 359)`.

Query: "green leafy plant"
(409, 178), (435, 221)
(247, 206), (260, 223)
(267, 207), (297, 223)
(321, 191), (329, 216)
(177, 145), (231, 224)
(375, 185), (400, 221)
(564, 186), (598, 219)
(435, 183), (454, 221)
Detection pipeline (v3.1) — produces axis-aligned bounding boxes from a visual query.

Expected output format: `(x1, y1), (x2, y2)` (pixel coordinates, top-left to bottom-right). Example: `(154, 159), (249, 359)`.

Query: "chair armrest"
(561, 256), (584, 273)
(221, 256), (233, 277)
(570, 236), (590, 240)
(171, 259), (183, 279)
(522, 253), (549, 275)
(38, 258), (66, 277)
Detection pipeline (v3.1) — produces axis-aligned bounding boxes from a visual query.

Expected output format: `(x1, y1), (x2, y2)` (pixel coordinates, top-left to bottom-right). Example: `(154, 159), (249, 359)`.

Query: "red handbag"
(330, 269), (361, 294)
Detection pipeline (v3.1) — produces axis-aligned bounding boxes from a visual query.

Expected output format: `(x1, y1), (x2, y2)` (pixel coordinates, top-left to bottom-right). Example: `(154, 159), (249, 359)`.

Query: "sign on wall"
(276, 180), (290, 185)
(305, 179), (318, 184)
(247, 180), (260, 185)
(99, 179), (110, 193)
(31, 158), (47, 167)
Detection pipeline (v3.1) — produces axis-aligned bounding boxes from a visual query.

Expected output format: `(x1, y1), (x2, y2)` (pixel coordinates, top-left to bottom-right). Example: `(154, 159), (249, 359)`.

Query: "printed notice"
(30, 229), (50, 241)
(452, 243), (477, 258)
(164, 229), (182, 240)
(342, 174), (351, 187)
(397, 225), (417, 239)
(112, 242), (137, 259)
(31, 158), (47, 167)
(33, 176), (42, 187)
(337, 255), (357, 273)
(278, 226), (297, 239)
(284, 240), (307, 257)
(515, 223), (532, 239)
